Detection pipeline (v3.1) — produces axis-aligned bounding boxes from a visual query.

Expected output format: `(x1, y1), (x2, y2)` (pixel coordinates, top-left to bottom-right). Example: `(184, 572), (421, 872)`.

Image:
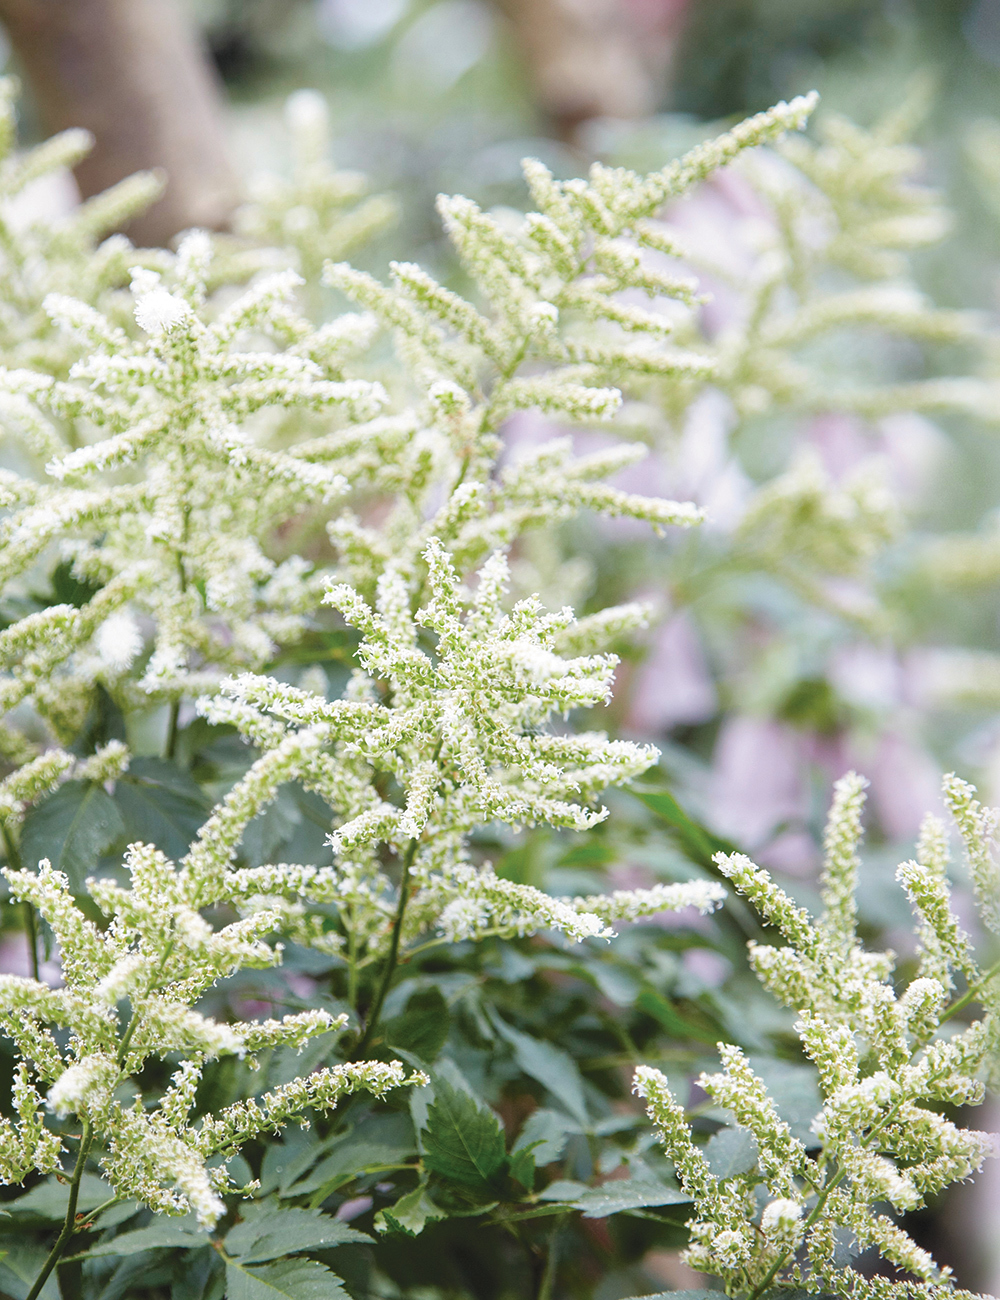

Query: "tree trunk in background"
(492, 0), (691, 140)
(0, 0), (238, 246)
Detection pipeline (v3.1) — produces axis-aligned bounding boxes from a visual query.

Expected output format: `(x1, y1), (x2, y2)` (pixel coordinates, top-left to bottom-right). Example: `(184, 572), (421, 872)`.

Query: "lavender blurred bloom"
(625, 609), (717, 736)
(829, 643), (903, 711)
(0, 932), (61, 985)
(863, 729), (944, 842)
(708, 714), (809, 849)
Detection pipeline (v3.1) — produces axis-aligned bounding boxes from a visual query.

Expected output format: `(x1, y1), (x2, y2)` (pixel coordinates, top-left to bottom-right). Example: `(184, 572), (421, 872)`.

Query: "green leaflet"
(374, 1183), (447, 1236)
(383, 985), (450, 1061)
(224, 1257), (349, 1300)
(630, 785), (736, 872)
(490, 1014), (589, 1126)
(70, 1223), (210, 1259)
(538, 1177), (691, 1218)
(224, 1207), (370, 1263)
(294, 1112), (417, 1201)
(5, 1173), (118, 1221)
(511, 1108), (576, 1167)
(19, 780), (123, 888)
(0, 1239), (61, 1300)
(703, 1125), (760, 1179)
(112, 757), (209, 861)
(421, 1078), (507, 1191)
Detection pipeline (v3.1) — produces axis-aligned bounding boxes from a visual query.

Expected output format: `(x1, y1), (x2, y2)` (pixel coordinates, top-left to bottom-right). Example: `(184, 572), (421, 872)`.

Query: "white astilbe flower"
(180, 542), (730, 970)
(0, 230), (386, 735)
(0, 847), (425, 1225)
(634, 772), (1000, 1300)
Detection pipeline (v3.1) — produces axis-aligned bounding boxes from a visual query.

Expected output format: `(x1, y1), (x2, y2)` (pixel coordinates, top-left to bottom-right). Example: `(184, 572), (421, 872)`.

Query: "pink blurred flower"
(625, 609), (716, 736)
(859, 730), (943, 843)
(708, 715), (810, 850)
(0, 932), (61, 985)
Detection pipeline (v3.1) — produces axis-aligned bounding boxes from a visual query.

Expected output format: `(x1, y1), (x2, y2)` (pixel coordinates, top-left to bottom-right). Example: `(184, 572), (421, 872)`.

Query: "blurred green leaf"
(20, 781), (123, 889)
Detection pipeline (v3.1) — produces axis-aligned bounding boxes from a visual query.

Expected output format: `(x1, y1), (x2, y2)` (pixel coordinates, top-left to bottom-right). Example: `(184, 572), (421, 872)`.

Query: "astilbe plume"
(634, 772), (999, 1300)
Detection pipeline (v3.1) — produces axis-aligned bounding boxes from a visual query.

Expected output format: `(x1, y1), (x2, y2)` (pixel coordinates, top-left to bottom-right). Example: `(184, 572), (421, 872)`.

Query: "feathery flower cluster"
(196, 540), (721, 968)
(0, 842), (425, 1226)
(634, 772), (999, 1300)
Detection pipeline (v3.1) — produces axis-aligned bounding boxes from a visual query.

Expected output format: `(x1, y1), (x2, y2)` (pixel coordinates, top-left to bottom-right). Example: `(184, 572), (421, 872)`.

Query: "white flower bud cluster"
(634, 772), (999, 1299)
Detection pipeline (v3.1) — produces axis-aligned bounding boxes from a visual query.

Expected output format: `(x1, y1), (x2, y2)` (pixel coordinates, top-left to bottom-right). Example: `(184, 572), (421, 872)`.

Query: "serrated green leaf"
(703, 1125), (759, 1178)
(240, 786), (301, 869)
(112, 757), (209, 860)
(69, 1222), (210, 1259)
(383, 986), (450, 1062)
(620, 1292), (720, 1300)
(491, 1017), (588, 1125)
(225, 1257), (348, 1300)
(422, 1078), (507, 1190)
(225, 1207), (370, 1262)
(512, 1109), (577, 1166)
(374, 1183), (446, 1236)
(20, 780), (124, 889)
(749, 1057), (823, 1146)
(508, 1145), (536, 1191)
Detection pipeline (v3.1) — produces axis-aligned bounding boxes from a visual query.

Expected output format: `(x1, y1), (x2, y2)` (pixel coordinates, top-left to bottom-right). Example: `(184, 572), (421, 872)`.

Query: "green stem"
(26, 1122), (93, 1300)
(2, 823), (40, 981)
(537, 1213), (565, 1300)
(74, 1195), (120, 1230)
(350, 837), (418, 1061)
(165, 699), (181, 763)
(164, 523), (190, 763)
(939, 956), (1000, 1026)
(24, 899), (40, 982)
(347, 913), (359, 1013)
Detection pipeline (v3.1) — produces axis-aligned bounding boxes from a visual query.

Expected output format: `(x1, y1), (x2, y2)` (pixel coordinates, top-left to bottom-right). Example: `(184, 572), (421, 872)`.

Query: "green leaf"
(225, 1207), (370, 1262)
(7, 1173), (116, 1220)
(113, 757), (209, 861)
(20, 781), (124, 888)
(749, 1057), (823, 1146)
(631, 785), (736, 871)
(704, 1125), (759, 1179)
(225, 1257), (348, 1300)
(383, 986), (450, 1062)
(240, 786), (302, 869)
(491, 1016), (588, 1126)
(513, 1109), (577, 1168)
(635, 988), (725, 1046)
(560, 1177), (691, 1219)
(294, 1111), (416, 1200)
(422, 1078), (507, 1190)
(70, 683), (127, 755)
(508, 1145), (536, 1191)
(374, 1183), (447, 1236)
(70, 1223), (210, 1259)
(0, 1240), (60, 1300)
(620, 1292), (720, 1300)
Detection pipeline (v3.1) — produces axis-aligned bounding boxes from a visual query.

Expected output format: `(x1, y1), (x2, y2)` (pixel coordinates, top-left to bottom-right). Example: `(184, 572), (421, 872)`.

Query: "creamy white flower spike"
(634, 772), (999, 1299)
